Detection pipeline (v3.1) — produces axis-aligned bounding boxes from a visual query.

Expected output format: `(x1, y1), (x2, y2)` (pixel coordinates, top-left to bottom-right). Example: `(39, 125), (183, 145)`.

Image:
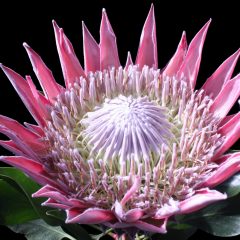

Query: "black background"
(0, 0), (239, 239)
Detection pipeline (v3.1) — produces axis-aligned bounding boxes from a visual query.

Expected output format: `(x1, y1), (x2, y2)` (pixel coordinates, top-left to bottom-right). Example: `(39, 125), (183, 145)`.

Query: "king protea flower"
(0, 4), (240, 236)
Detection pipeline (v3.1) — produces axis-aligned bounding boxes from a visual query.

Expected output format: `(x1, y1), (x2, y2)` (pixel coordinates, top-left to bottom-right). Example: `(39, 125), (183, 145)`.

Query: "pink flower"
(0, 4), (239, 235)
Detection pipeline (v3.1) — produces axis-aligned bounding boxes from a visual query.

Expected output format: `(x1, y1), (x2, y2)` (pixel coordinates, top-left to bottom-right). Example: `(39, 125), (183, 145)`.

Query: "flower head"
(0, 4), (240, 235)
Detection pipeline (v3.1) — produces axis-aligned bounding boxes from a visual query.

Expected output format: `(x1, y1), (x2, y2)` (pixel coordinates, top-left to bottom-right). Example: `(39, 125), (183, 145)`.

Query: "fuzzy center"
(82, 95), (173, 162)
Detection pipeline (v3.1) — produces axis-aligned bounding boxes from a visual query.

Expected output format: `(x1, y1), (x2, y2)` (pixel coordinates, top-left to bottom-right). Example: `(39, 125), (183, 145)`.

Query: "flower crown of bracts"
(0, 4), (239, 240)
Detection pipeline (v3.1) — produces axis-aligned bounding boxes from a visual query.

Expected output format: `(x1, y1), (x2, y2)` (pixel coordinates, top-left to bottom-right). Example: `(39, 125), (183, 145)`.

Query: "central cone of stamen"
(82, 95), (173, 162)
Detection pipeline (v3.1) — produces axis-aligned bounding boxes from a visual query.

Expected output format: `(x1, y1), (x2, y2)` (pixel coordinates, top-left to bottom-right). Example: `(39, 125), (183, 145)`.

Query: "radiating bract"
(0, 4), (240, 234)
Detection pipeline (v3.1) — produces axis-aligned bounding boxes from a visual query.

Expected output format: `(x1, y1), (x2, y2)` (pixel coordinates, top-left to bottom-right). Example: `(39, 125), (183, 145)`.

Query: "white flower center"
(82, 95), (173, 162)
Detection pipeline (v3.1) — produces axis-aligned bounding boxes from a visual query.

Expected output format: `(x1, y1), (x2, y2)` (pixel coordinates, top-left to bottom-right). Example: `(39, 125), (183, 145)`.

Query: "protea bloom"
(0, 4), (240, 237)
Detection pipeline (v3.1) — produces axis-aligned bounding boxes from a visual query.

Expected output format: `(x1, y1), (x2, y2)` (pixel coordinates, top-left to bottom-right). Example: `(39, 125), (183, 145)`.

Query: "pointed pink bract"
(42, 198), (69, 210)
(163, 31), (187, 77)
(23, 43), (63, 102)
(212, 112), (240, 160)
(0, 65), (47, 126)
(202, 49), (240, 98)
(53, 20), (85, 88)
(123, 208), (144, 222)
(115, 201), (144, 222)
(25, 75), (50, 119)
(0, 140), (24, 156)
(0, 156), (58, 187)
(135, 4), (158, 69)
(132, 219), (167, 234)
(82, 21), (100, 73)
(100, 9), (120, 70)
(0, 115), (43, 145)
(177, 20), (211, 89)
(66, 208), (115, 224)
(33, 185), (68, 202)
(179, 188), (227, 214)
(210, 74), (240, 118)
(203, 153), (240, 188)
(219, 114), (236, 127)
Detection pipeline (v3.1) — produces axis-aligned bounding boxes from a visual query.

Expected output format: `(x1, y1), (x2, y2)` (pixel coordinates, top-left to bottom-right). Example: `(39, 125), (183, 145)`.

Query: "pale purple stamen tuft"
(82, 95), (173, 163)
